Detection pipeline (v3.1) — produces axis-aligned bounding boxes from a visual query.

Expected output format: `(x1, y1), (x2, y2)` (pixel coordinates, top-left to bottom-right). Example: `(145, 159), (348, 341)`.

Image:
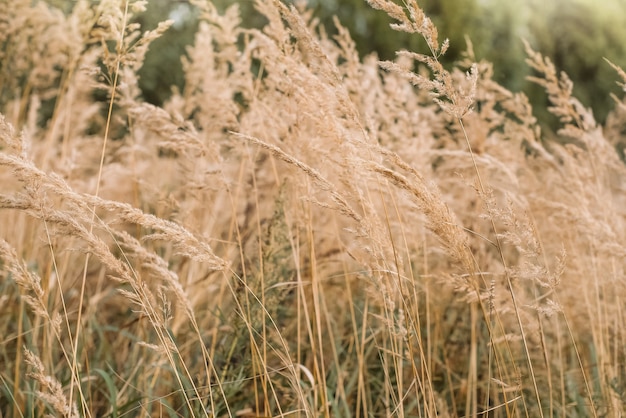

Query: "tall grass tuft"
(1, 0), (625, 416)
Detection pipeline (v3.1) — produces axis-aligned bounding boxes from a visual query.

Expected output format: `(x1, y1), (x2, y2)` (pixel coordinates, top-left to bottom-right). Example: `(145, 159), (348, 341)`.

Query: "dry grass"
(1, 0), (626, 417)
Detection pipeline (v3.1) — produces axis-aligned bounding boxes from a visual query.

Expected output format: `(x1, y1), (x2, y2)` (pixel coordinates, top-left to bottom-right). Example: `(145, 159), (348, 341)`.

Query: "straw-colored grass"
(2, 0), (626, 416)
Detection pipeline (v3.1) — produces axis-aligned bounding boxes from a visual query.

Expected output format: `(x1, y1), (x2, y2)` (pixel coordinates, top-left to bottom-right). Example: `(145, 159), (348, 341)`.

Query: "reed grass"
(1, 0), (626, 416)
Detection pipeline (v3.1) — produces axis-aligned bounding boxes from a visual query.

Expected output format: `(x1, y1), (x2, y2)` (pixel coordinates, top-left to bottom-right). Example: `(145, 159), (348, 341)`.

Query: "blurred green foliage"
(133, 0), (199, 105)
(48, 0), (626, 127)
(526, 0), (626, 126)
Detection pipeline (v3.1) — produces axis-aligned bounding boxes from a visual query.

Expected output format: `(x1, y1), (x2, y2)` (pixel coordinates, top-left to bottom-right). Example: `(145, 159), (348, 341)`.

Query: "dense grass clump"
(1, 0), (626, 417)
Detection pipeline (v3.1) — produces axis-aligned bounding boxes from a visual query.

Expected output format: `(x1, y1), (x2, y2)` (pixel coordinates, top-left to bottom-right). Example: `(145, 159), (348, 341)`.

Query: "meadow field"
(1, 0), (626, 416)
